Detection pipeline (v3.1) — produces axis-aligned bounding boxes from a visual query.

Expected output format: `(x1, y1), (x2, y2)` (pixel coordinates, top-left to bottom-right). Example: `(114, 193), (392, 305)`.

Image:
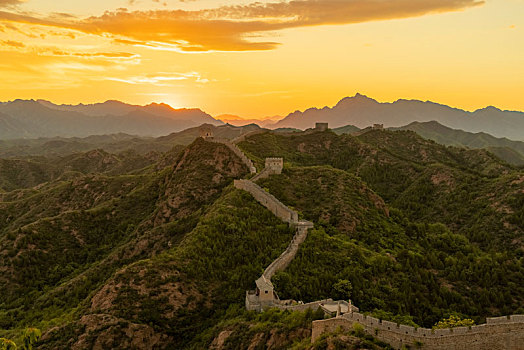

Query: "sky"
(0, 0), (522, 118)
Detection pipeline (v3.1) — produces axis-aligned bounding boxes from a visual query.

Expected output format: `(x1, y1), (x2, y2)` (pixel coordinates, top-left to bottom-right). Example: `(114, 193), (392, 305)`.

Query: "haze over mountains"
(1, 94), (523, 143)
(0, 123), (262, 158)
(0, 100), (221, 139)
(217, 114), (282, 128)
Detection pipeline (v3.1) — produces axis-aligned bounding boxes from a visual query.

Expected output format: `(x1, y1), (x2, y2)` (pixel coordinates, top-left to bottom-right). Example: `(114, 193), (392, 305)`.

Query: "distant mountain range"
(0, 100), (222, 139)
(272, 94), (524, 141)
(217, 114), (282, 128)
(2, 94), (523, 143)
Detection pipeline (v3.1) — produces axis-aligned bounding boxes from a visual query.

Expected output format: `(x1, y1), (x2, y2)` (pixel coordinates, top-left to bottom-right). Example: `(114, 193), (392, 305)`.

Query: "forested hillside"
(395, 121), (524, 166)
(0, 128), (522, 349)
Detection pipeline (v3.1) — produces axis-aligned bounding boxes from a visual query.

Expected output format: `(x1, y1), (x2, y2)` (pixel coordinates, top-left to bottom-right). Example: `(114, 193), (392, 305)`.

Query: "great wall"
(201, 124), (524, 350)
(312, 313), (524, 349)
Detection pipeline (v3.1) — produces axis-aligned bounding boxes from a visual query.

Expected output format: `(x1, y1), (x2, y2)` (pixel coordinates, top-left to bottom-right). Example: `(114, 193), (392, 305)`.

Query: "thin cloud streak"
(105, 72), (209, 86)
(0, 0), (484, 52)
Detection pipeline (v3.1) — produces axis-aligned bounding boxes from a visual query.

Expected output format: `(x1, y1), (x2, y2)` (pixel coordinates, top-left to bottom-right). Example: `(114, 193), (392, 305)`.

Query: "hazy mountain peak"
(336, 93), (378, 106)
(475, 106), (502, 113)
(11, 99), (39, 105)
(145, 102), (173, 109)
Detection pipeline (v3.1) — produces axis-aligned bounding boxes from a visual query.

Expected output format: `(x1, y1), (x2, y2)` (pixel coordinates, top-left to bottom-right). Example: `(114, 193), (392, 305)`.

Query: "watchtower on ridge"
(199, 124), (214, 139)
(315, 123), (329, 131)
(264, 158), (283, 175)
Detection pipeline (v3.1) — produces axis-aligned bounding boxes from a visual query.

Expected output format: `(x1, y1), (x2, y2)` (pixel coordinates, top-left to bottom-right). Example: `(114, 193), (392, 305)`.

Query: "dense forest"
(0, 129), (522, 349)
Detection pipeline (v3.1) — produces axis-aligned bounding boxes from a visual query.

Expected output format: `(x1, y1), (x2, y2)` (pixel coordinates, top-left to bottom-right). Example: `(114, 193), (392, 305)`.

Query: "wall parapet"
(311, 313), (524, 349)
(237, 175), (317, 313)
(234, 179), (299, 224)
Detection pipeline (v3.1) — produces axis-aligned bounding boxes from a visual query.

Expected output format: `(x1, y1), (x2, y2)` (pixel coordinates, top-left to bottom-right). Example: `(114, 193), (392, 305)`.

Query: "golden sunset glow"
(0, 0), (523, 117)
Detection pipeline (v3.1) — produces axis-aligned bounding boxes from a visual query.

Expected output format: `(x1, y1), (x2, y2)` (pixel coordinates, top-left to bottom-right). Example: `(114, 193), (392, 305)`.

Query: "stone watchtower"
(372, 124), (384, 130)
(246, 275), (280, 311)
(199, 124), (214, 139)
(315, 123), (329, 131)
(256, 276), (277, 303)
(265, 158), (283, 175)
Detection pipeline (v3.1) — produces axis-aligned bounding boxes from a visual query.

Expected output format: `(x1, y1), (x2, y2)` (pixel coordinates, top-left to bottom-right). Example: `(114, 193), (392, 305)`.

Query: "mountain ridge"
(2, 95), (524, 141)
(272, 94), (524, 141)
(394, 121), (524, 166)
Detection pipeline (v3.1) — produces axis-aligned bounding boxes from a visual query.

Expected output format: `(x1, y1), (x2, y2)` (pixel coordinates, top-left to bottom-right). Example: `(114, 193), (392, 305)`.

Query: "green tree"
(333, 279), (352, 300)
(433, 315), (475, 329)
(21, 328), (41, 350)
(0, 338), (17, 350)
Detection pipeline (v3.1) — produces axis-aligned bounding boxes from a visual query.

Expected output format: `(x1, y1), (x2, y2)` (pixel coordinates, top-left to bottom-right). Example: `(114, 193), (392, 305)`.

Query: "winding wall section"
(206, 135), (524, 349)
(233, 179), (313, 280)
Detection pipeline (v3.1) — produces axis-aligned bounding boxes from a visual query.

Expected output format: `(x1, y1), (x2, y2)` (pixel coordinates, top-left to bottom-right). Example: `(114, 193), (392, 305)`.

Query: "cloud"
(1, 39), (24, 47)
(0, 0), (24, 8)
(105, 71), (208, 85)
(0, 0), (484, 52)
(47, 50), (140, 59)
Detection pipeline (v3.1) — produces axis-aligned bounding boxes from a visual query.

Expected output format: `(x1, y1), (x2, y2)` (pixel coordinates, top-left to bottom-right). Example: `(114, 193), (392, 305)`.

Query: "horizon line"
(2, 93), (522, 121)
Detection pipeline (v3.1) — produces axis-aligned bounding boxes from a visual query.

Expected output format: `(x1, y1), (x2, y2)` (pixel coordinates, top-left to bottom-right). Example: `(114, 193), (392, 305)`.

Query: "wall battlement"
(312, 312), (524, 349)
(315, 123), (329, 131)
(234, 179), (298, 224)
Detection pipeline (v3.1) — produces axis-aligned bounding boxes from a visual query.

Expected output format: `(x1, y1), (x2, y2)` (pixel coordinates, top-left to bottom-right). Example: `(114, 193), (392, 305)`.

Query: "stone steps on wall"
(234, 178), (314, 300)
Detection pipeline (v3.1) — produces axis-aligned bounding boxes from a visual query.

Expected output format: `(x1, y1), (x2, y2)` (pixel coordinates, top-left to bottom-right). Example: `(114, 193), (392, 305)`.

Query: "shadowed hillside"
(238, 130), (522, 249)
(394, 121), (524, 166)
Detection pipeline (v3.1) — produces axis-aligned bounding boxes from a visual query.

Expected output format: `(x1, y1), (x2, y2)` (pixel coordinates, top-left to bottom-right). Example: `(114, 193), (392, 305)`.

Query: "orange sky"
(0, 0), (522, 118)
